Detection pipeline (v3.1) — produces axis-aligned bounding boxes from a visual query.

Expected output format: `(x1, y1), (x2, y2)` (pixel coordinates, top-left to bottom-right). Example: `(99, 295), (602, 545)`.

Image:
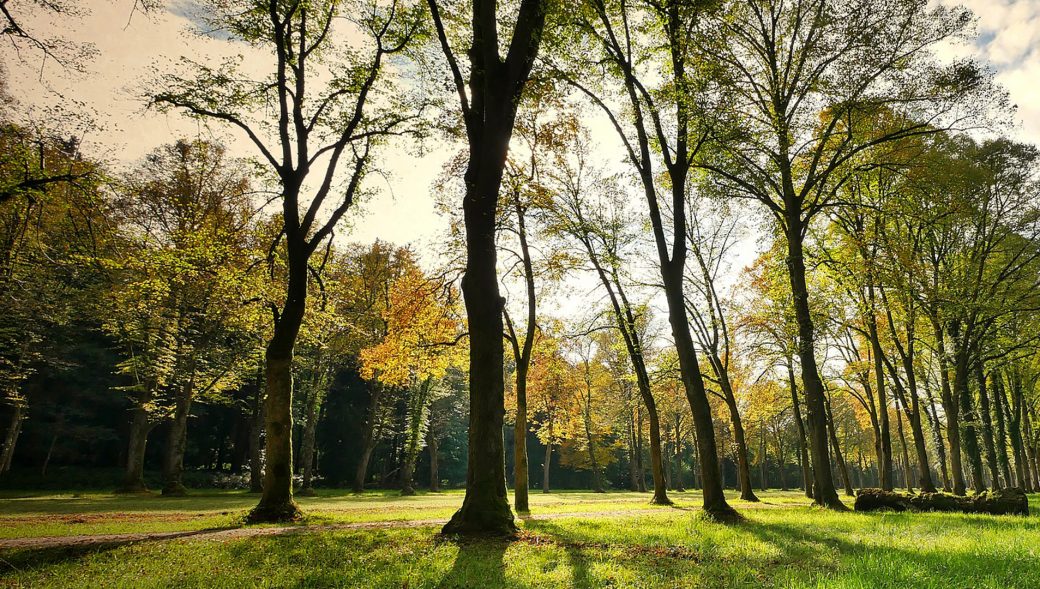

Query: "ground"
(0, 489), (1037, 588)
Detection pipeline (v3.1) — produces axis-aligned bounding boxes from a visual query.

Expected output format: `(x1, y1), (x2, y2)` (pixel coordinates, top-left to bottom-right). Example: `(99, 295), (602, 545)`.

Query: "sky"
(3, 0), (1039, 292)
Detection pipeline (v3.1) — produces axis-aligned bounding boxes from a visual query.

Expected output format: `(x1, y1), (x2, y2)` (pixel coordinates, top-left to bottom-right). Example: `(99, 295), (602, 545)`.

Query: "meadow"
(0, 489), (1037, 588)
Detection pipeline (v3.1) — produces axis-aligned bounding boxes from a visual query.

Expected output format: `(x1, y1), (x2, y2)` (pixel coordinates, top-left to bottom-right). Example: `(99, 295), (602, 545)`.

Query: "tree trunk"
(992, 374), (1014, 488)
(661, 261), (736, 519)
(951, 332), (985, 493)
(298, 383), (322, 495)
(428, 431), (440, 492)
(866, 299), (893, 491)
(163, 365), (197, 497)
(249, 371), (264, 494)
(933, 321), (967, 495)
(542, 444), (552, 493)
(923, 380), (950, 491)
(725, 395), (758, 501)
(1, 403), (24, 475)
(119, 394), (153, 493)
(513, 368), (530, 511)
(824, 392), (854, 496)
(976, 366), (1001, 489)
(249, 247), (308, 523)
(784, 219), (845, 510)
(789, 363), (813, 499)
(162, 382), (192, 496)
(894, 396), (913, 492)
(353, 384), (385, 493)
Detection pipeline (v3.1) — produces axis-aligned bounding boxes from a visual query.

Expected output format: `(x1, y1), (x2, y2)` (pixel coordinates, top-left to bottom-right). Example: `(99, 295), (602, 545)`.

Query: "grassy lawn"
(0, 489), (1038, 587)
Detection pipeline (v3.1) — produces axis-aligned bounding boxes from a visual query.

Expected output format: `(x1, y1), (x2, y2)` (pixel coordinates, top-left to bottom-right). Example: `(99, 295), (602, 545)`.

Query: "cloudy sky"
(4, 0), (1040, 255)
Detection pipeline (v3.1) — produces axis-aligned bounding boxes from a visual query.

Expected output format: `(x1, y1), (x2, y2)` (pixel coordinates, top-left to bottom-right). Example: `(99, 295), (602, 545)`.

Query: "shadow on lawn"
(436, 536), (508, 589)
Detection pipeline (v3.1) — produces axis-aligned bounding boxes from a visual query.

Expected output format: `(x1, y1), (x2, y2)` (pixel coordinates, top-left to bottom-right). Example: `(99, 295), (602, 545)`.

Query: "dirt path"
(0, 507), (700, 551)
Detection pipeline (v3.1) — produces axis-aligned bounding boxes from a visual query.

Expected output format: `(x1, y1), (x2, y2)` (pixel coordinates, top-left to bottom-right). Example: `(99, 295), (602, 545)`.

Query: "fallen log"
(854, 487), (1029, 516)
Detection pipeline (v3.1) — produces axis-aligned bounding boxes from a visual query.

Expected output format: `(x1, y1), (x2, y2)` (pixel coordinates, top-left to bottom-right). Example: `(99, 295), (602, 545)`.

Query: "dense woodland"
(2, 0), (1039, 536)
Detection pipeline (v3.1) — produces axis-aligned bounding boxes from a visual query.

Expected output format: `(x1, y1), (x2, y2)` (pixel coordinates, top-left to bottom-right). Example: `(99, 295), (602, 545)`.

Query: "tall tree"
(426, 0), (549, 535)
(699, 0), (990, 508)
(153, 0), (423, 521)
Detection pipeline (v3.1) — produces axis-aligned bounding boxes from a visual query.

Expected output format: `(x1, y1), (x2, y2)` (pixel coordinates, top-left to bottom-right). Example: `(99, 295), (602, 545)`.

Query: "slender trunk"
(976, 366), (1000, 489)
(866, 295), (893, 491)
(426, 430), (440, 492)
(933, 321), (967, 495)
(299, 382), (323, 494)
(249, 370), (264, 494)
(992, 374), (1014, 488)
(41, 427), (59, 477)
(789, 359), (813, 499)
(725, 395), (758, 501)
(824, 392), (854, 496)
(895, 395), (913, 492)
(674, 414), (685, 492)
(628, 409), (640, 491)
(1, 403), (24, 475)
(759, 420), (768, 492)
(542, 443), (552, 493)
(1023, 407), (1040, 491)
(662, 261), (735, 518)
(923, 379), (950, 491)
(951, 334), (985, 493)
(636, 407), (647, 492)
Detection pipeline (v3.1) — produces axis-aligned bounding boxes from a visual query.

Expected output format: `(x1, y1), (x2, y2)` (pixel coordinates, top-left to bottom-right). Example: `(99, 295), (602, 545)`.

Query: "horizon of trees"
(2, 0), (1040, 536)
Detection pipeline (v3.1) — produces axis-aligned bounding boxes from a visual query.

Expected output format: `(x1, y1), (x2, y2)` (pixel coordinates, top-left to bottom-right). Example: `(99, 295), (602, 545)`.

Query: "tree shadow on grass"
(740, 514), (1040, 588)
(436, 536), (509, 589)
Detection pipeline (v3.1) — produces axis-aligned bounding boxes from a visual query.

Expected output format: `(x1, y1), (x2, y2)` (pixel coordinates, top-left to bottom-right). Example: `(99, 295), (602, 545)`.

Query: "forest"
(2, 0), (1040, 587)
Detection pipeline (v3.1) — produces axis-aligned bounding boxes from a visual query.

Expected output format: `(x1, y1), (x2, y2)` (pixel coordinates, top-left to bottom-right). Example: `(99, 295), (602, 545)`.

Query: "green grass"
(1, 489), (1038, 588)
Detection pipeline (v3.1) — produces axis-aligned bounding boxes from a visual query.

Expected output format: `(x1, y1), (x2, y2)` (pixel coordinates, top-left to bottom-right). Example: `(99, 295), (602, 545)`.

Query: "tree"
(152, 0), (423, 521)
(361, 262), (464, 496)
(543, 121), (671, 503)
(105, 140), (261, 495)
(557, 0), (738, 520)
(427, 0), (549, 535)
(699, 0), (991, 508)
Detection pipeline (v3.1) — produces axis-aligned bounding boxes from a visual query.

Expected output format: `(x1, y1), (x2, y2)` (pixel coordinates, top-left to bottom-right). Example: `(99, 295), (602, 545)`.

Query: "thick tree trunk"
(785, 222), (844, 510)
(353, 384), (384, 493)
(162, 383), (193, 496)
(119, 394), (154, 493)
(249, 247), (307, 523)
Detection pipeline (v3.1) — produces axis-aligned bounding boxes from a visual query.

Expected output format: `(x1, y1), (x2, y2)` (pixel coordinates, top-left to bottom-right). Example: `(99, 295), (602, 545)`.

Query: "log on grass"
(854, 487), (1028, 516)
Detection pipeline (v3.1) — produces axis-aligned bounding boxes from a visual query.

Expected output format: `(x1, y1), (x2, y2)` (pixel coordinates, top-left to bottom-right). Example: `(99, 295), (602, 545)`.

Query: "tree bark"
(542, 443), (552, 493)
(248, 368), (264, 494)
(119, 392), (154, 493)
(298, 380), (323, 495)
(353, 383), (385, 493)
(162, 379), (193, 496)
(435, 0), (547, 537)
(976, 366), (1001, 489)
(249, 245), (308, 522)
(428, 431), (440, 492)
(854, 487), (1028, 515)
(789, 362), (813, 499)
(0, 403), (24, 475)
